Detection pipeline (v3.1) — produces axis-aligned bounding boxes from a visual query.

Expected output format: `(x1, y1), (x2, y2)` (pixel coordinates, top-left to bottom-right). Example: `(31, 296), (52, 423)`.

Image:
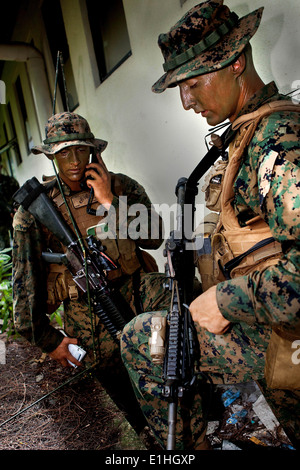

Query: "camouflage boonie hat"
(152, 0), (264, 93)
(32, 112), (108, 160)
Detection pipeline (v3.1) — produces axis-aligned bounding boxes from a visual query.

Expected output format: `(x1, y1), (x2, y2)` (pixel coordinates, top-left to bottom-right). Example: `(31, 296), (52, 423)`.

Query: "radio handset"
(80, 149), (98, 191)
(81, 149), (98, 215)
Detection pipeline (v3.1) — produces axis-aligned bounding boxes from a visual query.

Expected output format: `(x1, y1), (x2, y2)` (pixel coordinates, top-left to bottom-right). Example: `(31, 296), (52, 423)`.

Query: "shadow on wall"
(0, 80), (5, 104)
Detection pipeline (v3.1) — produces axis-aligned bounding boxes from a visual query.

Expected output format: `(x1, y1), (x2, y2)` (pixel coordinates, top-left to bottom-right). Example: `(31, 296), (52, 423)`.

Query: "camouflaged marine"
(12, 111), (170, 435)
(120, 0), (300, 450)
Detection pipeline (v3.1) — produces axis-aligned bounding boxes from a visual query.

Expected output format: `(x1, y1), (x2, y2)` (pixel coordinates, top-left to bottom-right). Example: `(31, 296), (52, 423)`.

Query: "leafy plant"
(0, 247), (14, 336)
(50, 303), (63, 328)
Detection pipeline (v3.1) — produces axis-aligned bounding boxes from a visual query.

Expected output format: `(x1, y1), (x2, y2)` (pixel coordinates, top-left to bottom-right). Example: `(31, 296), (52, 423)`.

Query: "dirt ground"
(0, 333), (146, 451)
(0, 333), (298, 454)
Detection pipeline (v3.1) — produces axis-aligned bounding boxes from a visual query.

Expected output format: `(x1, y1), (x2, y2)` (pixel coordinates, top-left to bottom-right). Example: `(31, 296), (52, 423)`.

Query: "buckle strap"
(163, 12), (239, 73)
(44, 132), (94, 144)
(222, 236), (275, 279)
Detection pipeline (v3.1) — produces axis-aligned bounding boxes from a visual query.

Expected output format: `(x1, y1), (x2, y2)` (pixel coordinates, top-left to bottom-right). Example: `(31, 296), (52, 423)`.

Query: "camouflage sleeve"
(217, 111), (300, 326)
(12, 206), (64, 353)
(110, 173), (163, 250)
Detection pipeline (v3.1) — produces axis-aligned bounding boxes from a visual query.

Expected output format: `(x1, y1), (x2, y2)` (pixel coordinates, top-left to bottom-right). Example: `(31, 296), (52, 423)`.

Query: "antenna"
(52, 50), (70, 115)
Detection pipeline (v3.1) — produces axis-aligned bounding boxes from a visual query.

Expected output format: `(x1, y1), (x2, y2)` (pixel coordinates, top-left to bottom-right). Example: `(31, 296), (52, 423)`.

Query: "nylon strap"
(163, 12), (239, 73)
(222, 236), (275, 279)
(44, 132), (94, 144)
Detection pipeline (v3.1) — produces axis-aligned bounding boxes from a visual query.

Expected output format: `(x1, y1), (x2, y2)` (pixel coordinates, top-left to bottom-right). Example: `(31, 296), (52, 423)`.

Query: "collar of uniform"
(236, 81), (280, 119)
(57, 179), (72, 196)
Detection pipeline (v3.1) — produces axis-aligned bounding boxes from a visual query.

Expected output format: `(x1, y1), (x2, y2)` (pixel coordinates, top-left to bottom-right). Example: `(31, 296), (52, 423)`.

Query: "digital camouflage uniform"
(12, 112), (171, 435)
(121, 1), (300, 450)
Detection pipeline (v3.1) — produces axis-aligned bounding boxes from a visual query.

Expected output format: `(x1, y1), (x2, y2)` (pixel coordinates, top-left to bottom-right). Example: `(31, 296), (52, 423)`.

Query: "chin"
(206, 115), (223, 126)
(68, 173), (84, 182)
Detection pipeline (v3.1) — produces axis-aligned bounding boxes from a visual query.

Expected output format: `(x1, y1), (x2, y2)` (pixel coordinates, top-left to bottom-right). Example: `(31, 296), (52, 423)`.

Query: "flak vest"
(197, 100), (300, 391)
(45, 174), (154, 305)
(197, 100), (300, 288)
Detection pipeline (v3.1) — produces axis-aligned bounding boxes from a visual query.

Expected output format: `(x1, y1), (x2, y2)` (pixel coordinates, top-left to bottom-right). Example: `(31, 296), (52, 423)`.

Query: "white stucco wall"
(70, 0), (299, 268)
(1, 0), (299, 269)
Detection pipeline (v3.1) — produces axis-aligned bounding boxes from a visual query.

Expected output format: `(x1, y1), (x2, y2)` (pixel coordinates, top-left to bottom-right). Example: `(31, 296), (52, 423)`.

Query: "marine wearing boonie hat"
(32, 112), (107, 159)
(152, 0), (264, 93)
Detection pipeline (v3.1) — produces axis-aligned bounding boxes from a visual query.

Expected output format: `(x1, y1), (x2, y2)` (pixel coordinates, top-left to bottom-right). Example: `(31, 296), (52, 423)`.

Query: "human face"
(178, 67), (240, 126)
(55, 145), (90, 189)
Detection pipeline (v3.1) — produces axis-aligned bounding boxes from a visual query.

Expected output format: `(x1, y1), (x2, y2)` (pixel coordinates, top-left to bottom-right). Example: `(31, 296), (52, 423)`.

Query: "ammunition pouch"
(195, 221), (282, 290)
(46, 263), (78, 304)
(201, 159), (228, 212)
(193, 213), (219, 291)
(211, 218), (282, 282)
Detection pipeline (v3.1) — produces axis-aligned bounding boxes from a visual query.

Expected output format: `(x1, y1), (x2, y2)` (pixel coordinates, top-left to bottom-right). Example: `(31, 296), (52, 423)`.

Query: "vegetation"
(0, 247), (14, 336)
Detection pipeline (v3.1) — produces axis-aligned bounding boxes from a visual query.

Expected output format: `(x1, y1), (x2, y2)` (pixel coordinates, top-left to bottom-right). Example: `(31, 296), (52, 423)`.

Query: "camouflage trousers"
(61, 270), (170, 434)
(121, 311), (300, 449)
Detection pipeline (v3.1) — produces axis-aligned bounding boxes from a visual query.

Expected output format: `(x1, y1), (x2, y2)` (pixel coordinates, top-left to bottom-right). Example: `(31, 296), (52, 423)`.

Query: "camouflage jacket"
(12, 172), (163, 352)
(216, 82), (300, 326)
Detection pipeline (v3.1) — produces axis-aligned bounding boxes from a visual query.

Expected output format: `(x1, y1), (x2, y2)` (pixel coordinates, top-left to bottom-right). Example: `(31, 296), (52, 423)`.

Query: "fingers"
(85, 163), (110, 185)
(189, 287), (231, 335)
(95, 152), (107, 167)
(49, 337), (82, 368)
(86, 154), (108, 175)
(85, 161), (113, 206)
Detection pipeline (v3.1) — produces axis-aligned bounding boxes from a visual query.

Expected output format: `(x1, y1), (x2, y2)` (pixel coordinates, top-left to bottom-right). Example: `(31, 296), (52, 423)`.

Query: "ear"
(230, 53), (246, 78)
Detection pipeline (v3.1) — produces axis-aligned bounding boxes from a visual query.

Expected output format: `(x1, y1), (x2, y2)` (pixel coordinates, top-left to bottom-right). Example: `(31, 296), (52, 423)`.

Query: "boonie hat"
(32, 112), (108, 159)
(152, 0), (264, 93)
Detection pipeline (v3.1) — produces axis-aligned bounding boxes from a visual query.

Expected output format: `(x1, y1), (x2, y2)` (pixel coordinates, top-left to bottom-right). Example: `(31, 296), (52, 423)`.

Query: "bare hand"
(49, 336), (82, 368)
(85, 154), (113, 207)
(189, 286), (231, 335)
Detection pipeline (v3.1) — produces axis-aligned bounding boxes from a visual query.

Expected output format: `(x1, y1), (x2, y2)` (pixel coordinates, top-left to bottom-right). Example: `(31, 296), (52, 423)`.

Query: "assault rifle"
(161, 127), (236, 450)
(13, 176), (133, 342)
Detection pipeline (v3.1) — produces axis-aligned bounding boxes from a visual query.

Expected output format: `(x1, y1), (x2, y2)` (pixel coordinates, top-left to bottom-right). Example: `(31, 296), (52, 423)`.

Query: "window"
(86, 0), (132, 83)
(42, 0), (79, 112)
(15, 76), (34, 155)
(4, 102), (22, 167)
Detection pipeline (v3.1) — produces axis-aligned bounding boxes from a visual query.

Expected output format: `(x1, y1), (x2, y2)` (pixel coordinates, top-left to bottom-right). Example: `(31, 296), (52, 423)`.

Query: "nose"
(69, 148), (81, 165)
(179, 84), (195, 111)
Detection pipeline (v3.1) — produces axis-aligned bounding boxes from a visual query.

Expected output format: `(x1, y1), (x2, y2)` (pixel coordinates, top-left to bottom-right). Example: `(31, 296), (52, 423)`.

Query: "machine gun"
(13, 176), (133, 342)
(156, 127), (236, 450)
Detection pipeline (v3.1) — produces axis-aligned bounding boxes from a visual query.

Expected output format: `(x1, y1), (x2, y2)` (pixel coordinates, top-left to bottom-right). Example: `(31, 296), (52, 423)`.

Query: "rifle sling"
(186, 126), (236, 191)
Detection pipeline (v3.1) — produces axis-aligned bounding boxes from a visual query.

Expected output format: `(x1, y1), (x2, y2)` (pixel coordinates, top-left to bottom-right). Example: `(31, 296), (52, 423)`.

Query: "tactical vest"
(196, 100), (300, 391)
(196, 100), (300, 290)
(46, 173), (144, 305)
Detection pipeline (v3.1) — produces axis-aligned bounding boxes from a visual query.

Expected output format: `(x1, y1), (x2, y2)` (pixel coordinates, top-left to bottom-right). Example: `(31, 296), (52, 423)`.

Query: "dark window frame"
(86, 0), (132, 84)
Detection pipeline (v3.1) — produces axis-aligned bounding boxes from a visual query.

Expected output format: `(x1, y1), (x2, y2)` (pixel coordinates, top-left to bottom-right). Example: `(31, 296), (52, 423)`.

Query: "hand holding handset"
(61, 331), (86, 368)
(68, 343), (86, 368)
(81, 149), (99, 215)
(80, 149), (98, 191)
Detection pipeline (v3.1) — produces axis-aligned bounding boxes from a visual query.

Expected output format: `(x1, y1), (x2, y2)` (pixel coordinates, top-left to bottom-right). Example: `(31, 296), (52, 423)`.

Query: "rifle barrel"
(166, 402), (177, 450)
